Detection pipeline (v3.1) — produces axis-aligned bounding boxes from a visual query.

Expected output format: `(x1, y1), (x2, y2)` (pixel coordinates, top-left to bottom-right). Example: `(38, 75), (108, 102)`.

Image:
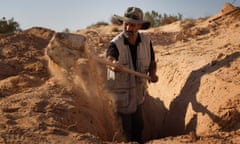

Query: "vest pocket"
(112, 89), (129, 108)
(115, 72), (129, 83)
(138, 58), (150, 73)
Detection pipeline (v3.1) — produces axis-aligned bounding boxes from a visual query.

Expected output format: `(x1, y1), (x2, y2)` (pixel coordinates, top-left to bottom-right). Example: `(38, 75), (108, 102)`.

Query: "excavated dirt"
(0, 3), (240, 144)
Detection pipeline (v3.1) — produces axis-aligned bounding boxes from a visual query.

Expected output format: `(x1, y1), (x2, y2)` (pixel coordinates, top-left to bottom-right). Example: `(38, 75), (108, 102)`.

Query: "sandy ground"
(0, 3), (240, 144)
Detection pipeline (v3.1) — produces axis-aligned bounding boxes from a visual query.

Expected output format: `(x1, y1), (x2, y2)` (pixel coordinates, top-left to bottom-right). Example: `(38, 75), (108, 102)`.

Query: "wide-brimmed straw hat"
(113, 7), (151, 30)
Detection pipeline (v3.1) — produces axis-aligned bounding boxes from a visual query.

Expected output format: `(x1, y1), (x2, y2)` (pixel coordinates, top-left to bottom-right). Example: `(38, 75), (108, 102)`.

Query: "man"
(106, 7), (158, 143)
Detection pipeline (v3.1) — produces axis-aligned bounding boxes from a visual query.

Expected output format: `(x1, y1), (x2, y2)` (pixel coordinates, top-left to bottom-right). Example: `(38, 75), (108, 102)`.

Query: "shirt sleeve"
(150, 41), (155, 61)
(106, 42), (119, 60)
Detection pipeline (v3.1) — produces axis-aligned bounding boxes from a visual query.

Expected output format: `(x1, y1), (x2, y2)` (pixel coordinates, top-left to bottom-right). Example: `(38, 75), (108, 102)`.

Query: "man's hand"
(111, 60), (123, 72)
(150, 73), (158, 83)
(107, 56), (123, 72)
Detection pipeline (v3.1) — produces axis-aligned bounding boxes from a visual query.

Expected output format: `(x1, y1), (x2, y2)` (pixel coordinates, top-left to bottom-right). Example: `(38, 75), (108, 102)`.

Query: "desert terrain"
(0, 3), (240, 144)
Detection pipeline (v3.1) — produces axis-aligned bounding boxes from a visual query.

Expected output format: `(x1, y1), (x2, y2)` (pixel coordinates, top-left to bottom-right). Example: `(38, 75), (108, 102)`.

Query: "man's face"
(123, 21), (142, 38)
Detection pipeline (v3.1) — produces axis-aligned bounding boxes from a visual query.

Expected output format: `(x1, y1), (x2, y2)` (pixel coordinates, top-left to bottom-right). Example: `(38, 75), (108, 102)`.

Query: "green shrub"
(0, 17), (21, 34)
(144, 11), (182, 27)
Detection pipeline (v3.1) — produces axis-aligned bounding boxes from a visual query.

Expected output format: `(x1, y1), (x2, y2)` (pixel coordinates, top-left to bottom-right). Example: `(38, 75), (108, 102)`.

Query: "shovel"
(89, 55), (151, 80)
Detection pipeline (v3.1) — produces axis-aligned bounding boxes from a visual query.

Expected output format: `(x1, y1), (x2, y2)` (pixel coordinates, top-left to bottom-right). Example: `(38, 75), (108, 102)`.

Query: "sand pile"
(0, 27), (126, 143)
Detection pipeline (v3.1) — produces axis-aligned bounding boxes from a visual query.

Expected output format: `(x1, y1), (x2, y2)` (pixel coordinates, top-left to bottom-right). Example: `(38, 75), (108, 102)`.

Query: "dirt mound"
(0, 3), (240, 144)
(0, 27), (54, 97)
(0, 28), (126, 143)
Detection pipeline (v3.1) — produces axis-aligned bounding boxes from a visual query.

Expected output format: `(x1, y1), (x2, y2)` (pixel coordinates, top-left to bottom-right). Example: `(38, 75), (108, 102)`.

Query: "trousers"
(118, 105), (144, 144)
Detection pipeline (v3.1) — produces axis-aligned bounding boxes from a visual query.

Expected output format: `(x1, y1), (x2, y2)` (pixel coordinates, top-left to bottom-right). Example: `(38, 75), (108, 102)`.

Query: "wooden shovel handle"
(90, 55), (151, 80)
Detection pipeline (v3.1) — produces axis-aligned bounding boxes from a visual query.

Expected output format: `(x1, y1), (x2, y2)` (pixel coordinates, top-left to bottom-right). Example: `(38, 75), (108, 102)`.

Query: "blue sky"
(1, 0), (239, 32)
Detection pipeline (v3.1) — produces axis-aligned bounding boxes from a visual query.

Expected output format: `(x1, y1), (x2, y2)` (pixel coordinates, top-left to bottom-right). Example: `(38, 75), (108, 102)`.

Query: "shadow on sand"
(142, 95), (168, 142)
(162, 52), (240, 137)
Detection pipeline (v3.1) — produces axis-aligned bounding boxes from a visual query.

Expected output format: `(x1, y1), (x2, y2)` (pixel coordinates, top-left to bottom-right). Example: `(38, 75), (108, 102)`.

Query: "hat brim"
(113, 15), (151, 30)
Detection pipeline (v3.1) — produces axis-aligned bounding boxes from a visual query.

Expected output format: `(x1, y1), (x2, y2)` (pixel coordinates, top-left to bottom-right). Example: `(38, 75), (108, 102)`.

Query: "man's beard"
(123, 30), (136, 38)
